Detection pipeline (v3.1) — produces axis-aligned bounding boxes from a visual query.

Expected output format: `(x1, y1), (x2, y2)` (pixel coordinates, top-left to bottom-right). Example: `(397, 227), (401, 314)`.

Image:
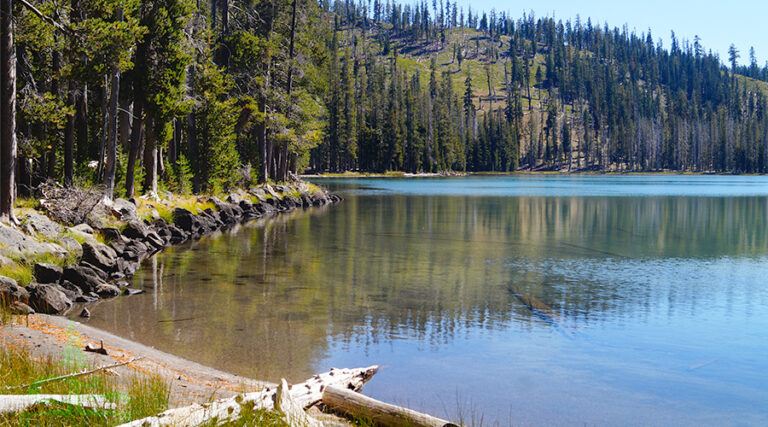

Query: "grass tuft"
(0, 343), (170, 425)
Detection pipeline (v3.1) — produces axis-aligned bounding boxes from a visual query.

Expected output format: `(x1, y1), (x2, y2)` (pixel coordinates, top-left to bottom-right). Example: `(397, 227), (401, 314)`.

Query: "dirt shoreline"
(1, 314), (273, 406)
(0, 182), (342, 408)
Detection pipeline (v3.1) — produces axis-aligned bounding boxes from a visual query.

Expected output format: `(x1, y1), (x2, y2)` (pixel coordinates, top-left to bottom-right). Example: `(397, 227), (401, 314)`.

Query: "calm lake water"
(87, 175), (768, 426)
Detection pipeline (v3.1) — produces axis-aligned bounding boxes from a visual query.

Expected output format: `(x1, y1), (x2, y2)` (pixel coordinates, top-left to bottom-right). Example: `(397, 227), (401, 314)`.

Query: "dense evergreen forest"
(0, 0), (767, 220)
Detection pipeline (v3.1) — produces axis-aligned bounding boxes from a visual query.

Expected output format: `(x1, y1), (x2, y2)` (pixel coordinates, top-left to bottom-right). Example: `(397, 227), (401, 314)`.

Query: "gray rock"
(59, 280), (84, 301)
(26, 283), (72, 314)
(226, 193), (244, 204)
(144, 231), (165, 249)
(123, 288), (143, 296)
(116, 259), (140, 277)
(111, 198), (139, 222)
(79, 262), (109, 281)
(81, 242), (118, 273)
(0, 276), (29, 304)
(0, 225), (68, 258)
(80, 307), (90, 318)
(95, 283), (120, 297)
(99, 227), (124, 243)
(122, 221), (149, 239)
(62, 265), (106, 294)
(21, 212), (63, 239)
(172, 208), (197, 233)
(10, 301), (34, 315)
(58, 236), (83, 258)
(34, 263), (63, 284)
(70, 223), (95, 235)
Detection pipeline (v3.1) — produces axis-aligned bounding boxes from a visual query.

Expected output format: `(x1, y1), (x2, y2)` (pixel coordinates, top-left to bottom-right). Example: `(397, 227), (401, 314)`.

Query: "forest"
(0, 0), (767, 221)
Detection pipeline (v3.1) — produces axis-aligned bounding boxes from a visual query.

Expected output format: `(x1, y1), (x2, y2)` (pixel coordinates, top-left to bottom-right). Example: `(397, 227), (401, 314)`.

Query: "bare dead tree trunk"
(142, 111), (157, 196)
(125, 96), (143, 198)
(97, 75), (108, 179)
(64, 82), (75, 186)
(104, 18), (121, 201)
(0, 0), (16, 223)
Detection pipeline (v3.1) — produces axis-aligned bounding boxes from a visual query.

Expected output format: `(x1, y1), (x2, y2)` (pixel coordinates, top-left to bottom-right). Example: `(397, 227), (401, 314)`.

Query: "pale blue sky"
(454, 0), (767, 66)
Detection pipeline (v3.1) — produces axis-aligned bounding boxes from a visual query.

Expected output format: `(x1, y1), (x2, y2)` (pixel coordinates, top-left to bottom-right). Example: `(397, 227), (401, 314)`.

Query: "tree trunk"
(104, 65), (120, 200)
(0, 0), (16, 223)
(142, 112), (157, 196)
(118, 96), (132, 151)
(76, 83), (88, 163)
(125, 97), (144, 198)
(258, 0), (275, 184)
(64, 82), (75, 187)
(280, 0), (298, 182)
(48, 37), (61, 179)
(97, 75), (109, 180)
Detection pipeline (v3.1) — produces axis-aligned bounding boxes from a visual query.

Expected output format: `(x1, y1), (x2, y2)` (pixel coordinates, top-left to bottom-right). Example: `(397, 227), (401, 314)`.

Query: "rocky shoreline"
(0, 183), (340, 317)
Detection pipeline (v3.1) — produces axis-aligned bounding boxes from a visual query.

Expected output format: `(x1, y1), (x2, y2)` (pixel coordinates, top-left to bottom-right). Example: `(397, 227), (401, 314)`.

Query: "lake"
(87, 175), (768, 426)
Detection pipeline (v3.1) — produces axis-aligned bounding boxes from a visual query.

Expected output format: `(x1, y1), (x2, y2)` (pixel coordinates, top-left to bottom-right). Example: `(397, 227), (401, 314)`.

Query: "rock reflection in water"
(87, 176), (768, 426)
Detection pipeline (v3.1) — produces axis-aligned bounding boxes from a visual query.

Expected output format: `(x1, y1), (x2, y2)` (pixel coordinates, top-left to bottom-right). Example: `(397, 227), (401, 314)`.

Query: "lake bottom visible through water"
(87, 176), (768, 426)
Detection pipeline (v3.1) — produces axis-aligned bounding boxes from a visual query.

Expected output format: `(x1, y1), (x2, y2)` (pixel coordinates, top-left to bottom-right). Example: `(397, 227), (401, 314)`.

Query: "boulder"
(111, 198), (139, 222)
(283, 196), (301, 209)
(95, 283), (120, 297)
(81, 242), (118, 273)
(0, 276), (29, 305)
(79, 262), (109, 281)
(26, 283), (72, 314)
(116, 259), (140, 277)
(62, 265), (106, 294)
(34, 263), (63, 284)
(173, 208), (197, 233)
(21, 213), (63, 239)
(144, 231), (165, 249)
(122, 221), (149, 240)
(99, 227), (124, 243)
(168, 225), (186, 244)
(70, 223), (94, 235)
(9, 301), (34, 315)
(123, 288), (143, 296)
(0, 225), (69, 259)
(58, 280), (84, 301)
(58, 236), (83, 258)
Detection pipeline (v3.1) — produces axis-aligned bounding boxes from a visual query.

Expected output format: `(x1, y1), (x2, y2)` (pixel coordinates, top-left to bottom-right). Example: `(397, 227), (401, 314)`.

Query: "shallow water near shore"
(87, 175), (768, 426)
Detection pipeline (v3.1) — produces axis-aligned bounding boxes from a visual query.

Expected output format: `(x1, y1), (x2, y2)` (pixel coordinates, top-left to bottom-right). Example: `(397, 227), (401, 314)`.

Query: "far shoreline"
(302, 170), (762, 178)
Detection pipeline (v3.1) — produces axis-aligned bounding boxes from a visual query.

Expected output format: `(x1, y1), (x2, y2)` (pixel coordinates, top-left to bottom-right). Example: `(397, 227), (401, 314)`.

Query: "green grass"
(0, 343), (170, 425)
(0, 251), (79, 286)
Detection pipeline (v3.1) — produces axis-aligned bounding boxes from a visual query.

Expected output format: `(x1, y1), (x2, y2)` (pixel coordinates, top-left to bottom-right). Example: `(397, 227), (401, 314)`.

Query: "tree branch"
(17, 0), (73, 35)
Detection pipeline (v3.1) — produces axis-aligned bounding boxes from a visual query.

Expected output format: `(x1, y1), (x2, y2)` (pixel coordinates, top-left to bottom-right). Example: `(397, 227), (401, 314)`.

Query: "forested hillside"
(2, 0), (768, 220)
(312, 2), (768, 174)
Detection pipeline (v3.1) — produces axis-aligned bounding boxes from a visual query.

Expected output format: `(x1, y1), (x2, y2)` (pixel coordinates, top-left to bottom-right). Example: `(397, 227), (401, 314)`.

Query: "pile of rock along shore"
(0, 184), (341, 317)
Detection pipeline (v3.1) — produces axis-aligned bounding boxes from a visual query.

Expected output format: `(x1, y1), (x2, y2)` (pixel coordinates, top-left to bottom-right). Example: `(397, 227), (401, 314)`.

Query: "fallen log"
(118, 365), (379, 427)
(0, 394), (115, 414)
(275, 379), (322, 427)
(322, 385), (458, 427)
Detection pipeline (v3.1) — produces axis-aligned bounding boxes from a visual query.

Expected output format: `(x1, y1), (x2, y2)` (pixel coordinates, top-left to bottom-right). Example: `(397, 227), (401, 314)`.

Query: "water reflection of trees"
(89, 195), (768, 381)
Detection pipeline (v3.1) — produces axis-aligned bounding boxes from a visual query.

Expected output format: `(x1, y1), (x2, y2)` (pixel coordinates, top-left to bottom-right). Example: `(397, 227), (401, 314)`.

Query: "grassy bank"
(0, 342), (169, 426)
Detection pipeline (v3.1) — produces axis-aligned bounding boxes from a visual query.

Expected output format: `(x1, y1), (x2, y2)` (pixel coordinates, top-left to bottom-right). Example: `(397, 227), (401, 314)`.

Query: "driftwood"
(275, 379), (322, 427)
(322, 385), (458, 427)
(119, 365), (379, 427)
(0, 394), (115, 413)
(3, 357), (142, 391)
